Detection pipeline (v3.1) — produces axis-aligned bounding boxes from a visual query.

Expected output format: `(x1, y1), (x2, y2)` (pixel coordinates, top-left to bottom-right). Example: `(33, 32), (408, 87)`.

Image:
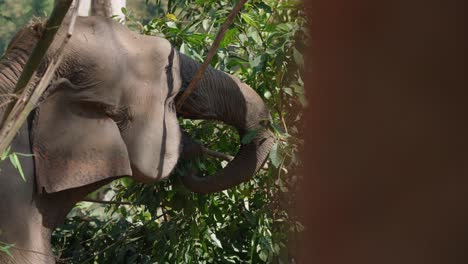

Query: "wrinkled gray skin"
(0, 16), (273, 263)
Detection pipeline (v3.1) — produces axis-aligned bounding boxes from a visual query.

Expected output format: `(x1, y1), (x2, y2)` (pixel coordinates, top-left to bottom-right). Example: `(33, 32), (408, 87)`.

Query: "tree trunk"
(72, 0), (126, 19)
(90, 0), (112, 17)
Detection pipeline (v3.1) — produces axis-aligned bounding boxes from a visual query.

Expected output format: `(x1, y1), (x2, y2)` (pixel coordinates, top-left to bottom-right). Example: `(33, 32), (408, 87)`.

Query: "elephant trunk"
(176, 53), (274, 194)
(0, 21), (43, 122)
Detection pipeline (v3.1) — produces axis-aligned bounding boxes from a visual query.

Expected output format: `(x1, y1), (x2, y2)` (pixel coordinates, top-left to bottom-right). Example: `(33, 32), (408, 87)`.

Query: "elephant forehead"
(58, 17), (178, 109)
(121, 42), (178, 103)
(125, 35), (174, 79)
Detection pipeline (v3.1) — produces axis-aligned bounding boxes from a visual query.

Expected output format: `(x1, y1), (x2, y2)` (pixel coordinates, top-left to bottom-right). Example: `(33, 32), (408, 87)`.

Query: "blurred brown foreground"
(298, 0), (467, 263)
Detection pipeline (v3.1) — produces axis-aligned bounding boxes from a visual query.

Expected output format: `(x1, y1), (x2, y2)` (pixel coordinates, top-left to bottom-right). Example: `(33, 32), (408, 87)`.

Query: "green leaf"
(180, 42), (187, 54)
(291, 83), (304, 94)
(241, 13), (260, 29)
(120, 177), (134, 188)
(248, 29), (262, 46)
(1, 147), (10, 161)
(269, 142), (283, 168)
(249, 55), (263, 69)
(186, 33), (208, 45)
(0, 13), (13, 22)
(220, 28), (238, 49)
(238, 33), (248, 44)
(166, 21), (178, 29)
(241, 130), (259, 145)
(293, 47), (304, 67)
(9, 153), (25, 182)
(276, 23), (290, 32)
(270, 123), (285, 135)
(166, 13), (177, 21)
(259, 249), (268, 262)
(202, 19), (211, 31)
(283, 87), (293, 96)
(0, 243), (13, 258)
(209, 230), (223, 249)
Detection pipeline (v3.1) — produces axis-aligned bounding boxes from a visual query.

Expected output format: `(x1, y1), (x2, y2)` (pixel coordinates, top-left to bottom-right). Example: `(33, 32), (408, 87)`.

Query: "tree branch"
(201, 146), (234, 161)
(81, 198), (133, 206)
(176, 0), (249, 111)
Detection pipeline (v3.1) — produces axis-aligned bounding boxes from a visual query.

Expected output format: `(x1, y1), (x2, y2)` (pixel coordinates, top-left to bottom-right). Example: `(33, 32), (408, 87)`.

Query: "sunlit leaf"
(283, 87), (293, 96)
(166, 21), (178, 29)
(166, 13), (177, 21)
(209, 230), (223, 249)
(1, 147), (10, 160)
(259, 249), (268, 262)
(220, 28), (238, 49)
(241, 13), (260, 29)
(202, 19), (211, 31)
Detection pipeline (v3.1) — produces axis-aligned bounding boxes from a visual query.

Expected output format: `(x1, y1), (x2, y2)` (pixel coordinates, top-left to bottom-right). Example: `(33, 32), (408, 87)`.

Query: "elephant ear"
(32, 91), (132, 193)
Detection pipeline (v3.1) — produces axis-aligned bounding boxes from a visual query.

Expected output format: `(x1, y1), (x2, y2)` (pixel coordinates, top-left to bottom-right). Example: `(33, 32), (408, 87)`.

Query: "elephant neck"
(0, 205), (56, 264)
(0, 120), (109, 263)
(0, 123), (57, 263)
(0, 21), (57, 264)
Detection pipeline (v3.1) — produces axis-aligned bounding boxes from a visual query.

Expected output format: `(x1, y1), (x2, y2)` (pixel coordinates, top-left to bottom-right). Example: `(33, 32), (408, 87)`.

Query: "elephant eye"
(104, 106), (131, 131)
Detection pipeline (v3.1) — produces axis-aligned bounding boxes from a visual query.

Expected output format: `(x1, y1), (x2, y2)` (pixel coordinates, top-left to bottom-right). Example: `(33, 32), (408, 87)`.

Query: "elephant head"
(1, 16), (273, 195)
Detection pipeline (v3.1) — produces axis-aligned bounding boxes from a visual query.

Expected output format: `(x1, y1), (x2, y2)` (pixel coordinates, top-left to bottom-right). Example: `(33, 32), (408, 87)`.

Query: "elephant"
(0, 15), (273, 263)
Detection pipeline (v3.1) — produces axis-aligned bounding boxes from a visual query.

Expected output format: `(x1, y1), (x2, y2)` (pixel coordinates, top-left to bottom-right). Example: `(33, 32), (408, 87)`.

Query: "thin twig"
(81, 198), (133, 206)
(9, 245), (58, 261)
(0, 94), (19, 99)
(201, 144), (269, 170)
(176, 0), (249, 111)
(0, 99), (13, 109)
(161, 205), (168, 222)
(201, 146), (234, 161)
